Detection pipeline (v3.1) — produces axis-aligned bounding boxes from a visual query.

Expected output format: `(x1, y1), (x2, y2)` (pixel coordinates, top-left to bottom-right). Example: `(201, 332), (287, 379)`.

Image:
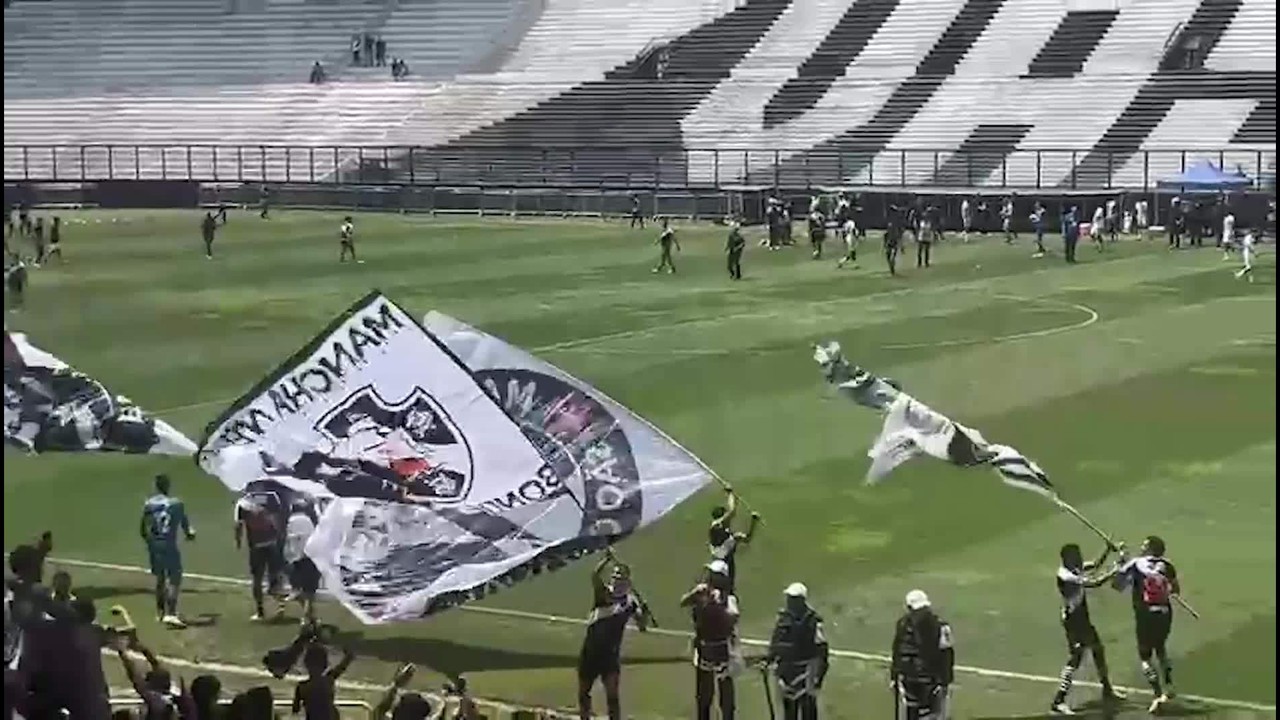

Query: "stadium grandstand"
(3, 0), (1273, 188)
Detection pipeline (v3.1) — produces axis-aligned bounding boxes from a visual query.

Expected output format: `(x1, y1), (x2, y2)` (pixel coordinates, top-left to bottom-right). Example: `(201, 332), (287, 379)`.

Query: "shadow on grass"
(73, 585), (210, 602)
(970, 696), (1218, 720)
(344, 635), (686, 678)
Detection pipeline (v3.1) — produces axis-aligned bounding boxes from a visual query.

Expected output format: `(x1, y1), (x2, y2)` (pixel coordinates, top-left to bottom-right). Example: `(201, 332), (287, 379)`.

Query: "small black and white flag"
(814, 341), (1055, 499)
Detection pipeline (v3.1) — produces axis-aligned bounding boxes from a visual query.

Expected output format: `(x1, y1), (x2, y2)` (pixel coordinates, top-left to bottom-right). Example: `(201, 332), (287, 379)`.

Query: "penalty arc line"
(49, 556), (1276, 713)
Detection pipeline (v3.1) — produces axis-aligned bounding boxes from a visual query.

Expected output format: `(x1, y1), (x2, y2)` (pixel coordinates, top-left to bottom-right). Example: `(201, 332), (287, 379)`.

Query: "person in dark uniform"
(852, 193), (867, 240)
(1050, 542), (1124, 714)
(1062, 206), (1080, 264)
(30, 218), (44, 265)
(259, 185), (272, 220)
(18, 203), (31, 238)
(44, 217), (62, 263)
(201, 212), (217, 259)
(767, 582), (829, 720)
(235, 493), (286, 621)
(1114, 535), (1181, 714)
(708, 484), (759, 593)
(1031, 201), (1048, 257)
(653, 218), (679, 274)
(891, 590), (954, 720)
(578, 550), (653, 720)
(630, 195), (645, 229)
(5, 257), (27, 311)
(725, 219), (745, 280)
(808, 209), (826, 259)
(1168, 198), (1184, 249)
(884, 207), (902, 276)
(682, 560), (740, 720)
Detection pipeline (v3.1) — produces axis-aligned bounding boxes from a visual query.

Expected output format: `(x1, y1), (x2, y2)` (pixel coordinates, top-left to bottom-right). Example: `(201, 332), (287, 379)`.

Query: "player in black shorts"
(235, 493), (287, 621)
(201, 212), (217, 259)
(1115, 535), (1181, 714)
(884, 205), (903, 276)
(578, 550), (653, 720)
(629, 194), (645, 229)
(653, 219), (679, 274)
(45, 217), (62, 263)
(808, 209), (826, 259)
(1051, 542), (1124, 714)
(707, 484), (759, 595)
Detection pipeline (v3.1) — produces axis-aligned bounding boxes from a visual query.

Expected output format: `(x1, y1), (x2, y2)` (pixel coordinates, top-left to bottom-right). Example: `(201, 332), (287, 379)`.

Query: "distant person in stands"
(309, 61), (326, 85)
(350, 33), (361, 66)
(201, 212), (217, 259)
(375, 36), (387, 67)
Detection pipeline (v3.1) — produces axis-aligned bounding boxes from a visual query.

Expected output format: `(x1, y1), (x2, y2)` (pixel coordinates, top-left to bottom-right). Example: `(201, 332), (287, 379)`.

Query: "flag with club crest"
(813, 341), (1055, 499)
(4, 332), (196, 456)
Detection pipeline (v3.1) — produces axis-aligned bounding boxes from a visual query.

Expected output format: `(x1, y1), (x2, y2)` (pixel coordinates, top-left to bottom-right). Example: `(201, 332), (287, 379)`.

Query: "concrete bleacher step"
(1023, 9), (1118, 79)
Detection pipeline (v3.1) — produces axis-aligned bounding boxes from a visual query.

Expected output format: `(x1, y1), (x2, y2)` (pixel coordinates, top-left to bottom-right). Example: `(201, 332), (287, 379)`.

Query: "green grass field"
(3, 210), (1275, 719)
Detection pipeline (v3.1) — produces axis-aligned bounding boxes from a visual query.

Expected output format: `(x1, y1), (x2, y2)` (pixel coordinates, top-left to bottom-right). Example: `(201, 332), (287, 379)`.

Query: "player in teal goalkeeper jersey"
(140, 473), (195, 628)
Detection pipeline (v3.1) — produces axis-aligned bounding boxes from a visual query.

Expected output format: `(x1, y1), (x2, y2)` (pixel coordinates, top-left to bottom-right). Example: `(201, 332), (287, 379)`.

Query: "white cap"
(784, 582), (808, 598)
(905, 589), (930, 610)
(706, 560), (729, 575)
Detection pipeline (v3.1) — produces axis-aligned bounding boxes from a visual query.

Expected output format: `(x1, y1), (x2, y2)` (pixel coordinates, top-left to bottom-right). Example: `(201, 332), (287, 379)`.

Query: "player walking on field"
(140, 474), (195, 628)
(1234, 230), (1256, 282)
(339, 216), (362, 263)
(653, 218), (679, 274)
(1114, 536), (1181, 714)
(1050, 542), (1124, 714)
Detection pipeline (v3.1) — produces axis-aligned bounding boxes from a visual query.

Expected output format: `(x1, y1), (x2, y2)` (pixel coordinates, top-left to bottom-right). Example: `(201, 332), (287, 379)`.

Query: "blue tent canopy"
(1157, 160), (1252, 191)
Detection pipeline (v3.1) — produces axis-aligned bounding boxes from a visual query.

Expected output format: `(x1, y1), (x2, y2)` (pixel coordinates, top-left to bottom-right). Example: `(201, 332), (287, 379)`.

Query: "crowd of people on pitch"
(4, 203), (64, 312)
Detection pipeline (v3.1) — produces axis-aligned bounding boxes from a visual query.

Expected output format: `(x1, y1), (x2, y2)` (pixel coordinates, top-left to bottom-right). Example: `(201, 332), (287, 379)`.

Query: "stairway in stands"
(1067, 0), (1249, 187)
(779, 0), (1005, 182)
(1023, 10), (1117, 78)
(761, 0), (900, 129)
(404, 0), (791, 186)
(1233, 98), (1276, 144)
(931, 123), (1031, 185)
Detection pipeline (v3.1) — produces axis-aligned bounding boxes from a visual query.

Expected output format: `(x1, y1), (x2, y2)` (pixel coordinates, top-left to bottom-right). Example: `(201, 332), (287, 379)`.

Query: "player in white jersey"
(1234, 231), (1256, 282)
(1221, 212), (1236, 259)
(1090, 206), (1106, 250)
(960, 198), (973, 242)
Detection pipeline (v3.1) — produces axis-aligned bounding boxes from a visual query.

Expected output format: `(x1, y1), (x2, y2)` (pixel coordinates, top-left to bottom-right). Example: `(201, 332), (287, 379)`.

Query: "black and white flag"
(814, 341), (1055, 499)
(3, 332), (196, 456)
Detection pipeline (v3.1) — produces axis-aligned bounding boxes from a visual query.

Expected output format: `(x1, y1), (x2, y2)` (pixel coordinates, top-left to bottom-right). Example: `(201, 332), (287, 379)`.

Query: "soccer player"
(339, 216), (361, 263)
(577, 551), (652, 720)
(1062, 206), (1079, 264)
(1090, 205), (1106, 250)
(1221, 209), (1237, 258)
(807, 209), (826, 259)
(235, 493), (286, 621)
(140, 473), (195, 628)
(5, 256), (27, 312)
(1105, 197), (1120, 243)
(30, 217), (45, 265)
(629, 194), (645, 229)
(653, 218), (679, 274)
(1234, 230), (1256, 283)
(725, 219), (745, 280)
(916, 207), (934, 269)
(1114, 535), (1181, 713)
(682, 561), (740, 720)
(259, 185), (272, 219)
(1001, 196), (1016, 243)
(884, 207), (903, 276)
(1051, 542), (1124, 714)
(708, 484), (760, 594)
(201, 212), (217, 259)
(44, 217), (62, 263)
(960, 196), (973, 242)
(1031, 201), (1048, 257)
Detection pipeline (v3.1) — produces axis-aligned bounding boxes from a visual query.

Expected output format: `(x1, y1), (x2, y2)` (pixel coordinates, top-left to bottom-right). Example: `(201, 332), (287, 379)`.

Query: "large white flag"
(4, 332), (196, 456)
(198, 294), (713, 623)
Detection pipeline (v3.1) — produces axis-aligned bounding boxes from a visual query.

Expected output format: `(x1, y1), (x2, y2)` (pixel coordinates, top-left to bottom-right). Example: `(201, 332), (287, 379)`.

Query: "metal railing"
(3, 144), (1275, 191)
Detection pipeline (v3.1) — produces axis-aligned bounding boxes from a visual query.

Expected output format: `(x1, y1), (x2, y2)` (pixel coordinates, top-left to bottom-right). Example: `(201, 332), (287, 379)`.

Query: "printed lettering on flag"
(3, 332), (196, 456)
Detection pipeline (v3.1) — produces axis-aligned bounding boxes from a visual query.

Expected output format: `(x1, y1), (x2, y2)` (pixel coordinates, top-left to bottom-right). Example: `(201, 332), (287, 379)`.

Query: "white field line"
(54, 556), (1275, 713)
